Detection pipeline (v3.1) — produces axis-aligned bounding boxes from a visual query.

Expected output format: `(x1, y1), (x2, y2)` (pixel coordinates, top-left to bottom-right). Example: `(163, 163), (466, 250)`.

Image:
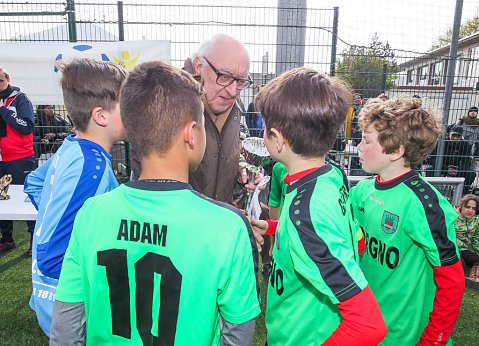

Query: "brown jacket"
(190, 102), (242, 203)
(130, 59), (243, 204)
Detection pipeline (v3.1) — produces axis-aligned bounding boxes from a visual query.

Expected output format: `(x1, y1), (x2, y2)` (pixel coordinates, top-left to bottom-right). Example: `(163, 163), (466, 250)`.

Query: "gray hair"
(190, 33), (246, 60)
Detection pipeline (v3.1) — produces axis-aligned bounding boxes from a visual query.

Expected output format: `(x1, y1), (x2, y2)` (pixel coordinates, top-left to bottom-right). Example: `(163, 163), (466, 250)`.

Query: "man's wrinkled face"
(197, 43), (250, 114)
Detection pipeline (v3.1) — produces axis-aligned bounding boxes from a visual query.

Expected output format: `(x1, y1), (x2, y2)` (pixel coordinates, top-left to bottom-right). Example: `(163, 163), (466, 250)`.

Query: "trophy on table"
(241, 137), (272, 219)
(0, 174), (12, 200)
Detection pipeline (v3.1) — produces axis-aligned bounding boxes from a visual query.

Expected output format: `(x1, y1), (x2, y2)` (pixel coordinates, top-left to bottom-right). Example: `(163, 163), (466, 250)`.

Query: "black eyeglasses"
(204, 58), (252, 90)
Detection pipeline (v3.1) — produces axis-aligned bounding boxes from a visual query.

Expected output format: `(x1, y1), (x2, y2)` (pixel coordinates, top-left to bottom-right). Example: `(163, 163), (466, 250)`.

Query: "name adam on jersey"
(117, 219), (167, 246)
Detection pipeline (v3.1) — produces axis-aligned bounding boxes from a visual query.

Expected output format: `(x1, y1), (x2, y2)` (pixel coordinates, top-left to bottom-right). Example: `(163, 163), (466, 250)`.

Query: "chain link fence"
(1, 0), (477, 198)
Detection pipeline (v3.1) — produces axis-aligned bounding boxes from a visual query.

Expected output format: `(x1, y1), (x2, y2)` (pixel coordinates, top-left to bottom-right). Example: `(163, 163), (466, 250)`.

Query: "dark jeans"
(0, 155), (36, 242)
(461, 250), (479, 268)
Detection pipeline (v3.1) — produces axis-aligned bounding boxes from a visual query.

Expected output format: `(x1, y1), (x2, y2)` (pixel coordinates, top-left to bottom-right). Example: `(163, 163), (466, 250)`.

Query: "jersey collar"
(126, 179), (193, 191)
(286, 163), (332, 194)
(66, 134), (112, 160)
(374, 169), (417, 190)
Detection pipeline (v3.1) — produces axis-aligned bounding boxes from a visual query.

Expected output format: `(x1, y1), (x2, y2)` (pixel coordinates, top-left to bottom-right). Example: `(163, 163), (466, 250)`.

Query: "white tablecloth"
(0, 184), (38, 221)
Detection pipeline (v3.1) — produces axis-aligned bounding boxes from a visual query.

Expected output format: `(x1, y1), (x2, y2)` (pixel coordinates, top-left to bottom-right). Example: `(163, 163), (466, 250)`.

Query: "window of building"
(417, 65), (428, 84)
(429, 61), (443, 85)
(466, 47), (479, 80)
(406, 69), (413, 84)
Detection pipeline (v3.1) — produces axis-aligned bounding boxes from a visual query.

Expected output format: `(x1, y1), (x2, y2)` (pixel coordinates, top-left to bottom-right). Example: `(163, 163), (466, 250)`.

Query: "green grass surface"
(1, 222), (477, 345)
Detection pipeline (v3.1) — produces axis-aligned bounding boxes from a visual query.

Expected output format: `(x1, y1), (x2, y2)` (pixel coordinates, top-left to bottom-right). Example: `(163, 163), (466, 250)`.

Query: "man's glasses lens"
(216, 75), (251, 89)
(205, 58), (252, 90)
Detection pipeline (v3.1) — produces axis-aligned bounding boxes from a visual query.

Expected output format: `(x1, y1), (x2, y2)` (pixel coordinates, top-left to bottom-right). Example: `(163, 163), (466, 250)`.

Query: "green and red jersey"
(266, 164), (368, 345)
(350, 171), (461, 345)
(56, 180), (260, 345)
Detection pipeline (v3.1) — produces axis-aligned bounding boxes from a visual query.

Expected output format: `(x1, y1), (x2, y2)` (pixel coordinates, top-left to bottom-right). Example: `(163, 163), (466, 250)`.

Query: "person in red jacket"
(0, 66), (36, 254)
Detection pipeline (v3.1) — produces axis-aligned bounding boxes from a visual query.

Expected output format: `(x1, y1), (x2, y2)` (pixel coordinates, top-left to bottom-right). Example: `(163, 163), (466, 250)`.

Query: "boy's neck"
(75, 130), (115, 154)
(282, 155), (325, 176)
(377, 160), (411, 182)
(139, 149), (190, 183)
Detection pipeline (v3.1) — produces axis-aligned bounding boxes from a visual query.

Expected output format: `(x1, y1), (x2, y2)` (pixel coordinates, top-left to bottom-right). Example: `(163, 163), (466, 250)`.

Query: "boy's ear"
(184, 120), (197, 149)
(389, 145), (405, 162)
(91, 106), (108, 127)
(269, 128), (287, 153)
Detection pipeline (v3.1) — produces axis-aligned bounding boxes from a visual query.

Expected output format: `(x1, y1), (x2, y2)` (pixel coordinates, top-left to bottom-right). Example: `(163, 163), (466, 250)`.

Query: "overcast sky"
(326, 0), (479, 54)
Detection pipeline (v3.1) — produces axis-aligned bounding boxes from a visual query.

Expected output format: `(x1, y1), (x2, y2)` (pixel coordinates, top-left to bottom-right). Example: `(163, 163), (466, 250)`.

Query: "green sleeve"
(287, 195), (367, 305)
(55, 205), (87, 303)
(217, 219), (261, 324)
(268, 163), (284, 208)
(349, 185), (358, 208)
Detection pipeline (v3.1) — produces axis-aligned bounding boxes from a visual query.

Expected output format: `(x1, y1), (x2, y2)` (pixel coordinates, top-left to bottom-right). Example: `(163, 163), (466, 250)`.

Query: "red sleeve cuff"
(265, 219), (278, 236)
(418, 260), (465, 345)
(322, 286), (387, 346)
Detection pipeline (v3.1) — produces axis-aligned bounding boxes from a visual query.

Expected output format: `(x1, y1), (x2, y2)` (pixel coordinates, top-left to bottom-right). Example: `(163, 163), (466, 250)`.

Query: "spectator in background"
(455, 106), (479, 155)
(246, 85), (265, 137)
(34, 105), (70, 157)
(454, 194), (479, 284)
(345, 93), (362, 144)
(0, 66), (35, 254)
(441, 126), (476, 194)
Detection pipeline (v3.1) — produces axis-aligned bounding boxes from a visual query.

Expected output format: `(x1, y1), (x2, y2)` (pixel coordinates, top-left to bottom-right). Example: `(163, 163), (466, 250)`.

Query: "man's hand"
(239, 168), (267, 194)
(0, 99), (3, 107)
(249, 218), (268, 252)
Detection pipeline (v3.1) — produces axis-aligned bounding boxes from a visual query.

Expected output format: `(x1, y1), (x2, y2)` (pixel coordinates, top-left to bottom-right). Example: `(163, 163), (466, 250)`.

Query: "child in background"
(24, 58), (128, 336)
(252, 67), (386, 345)
(350, 96), (465, 345)
(454, 194), (479, 285)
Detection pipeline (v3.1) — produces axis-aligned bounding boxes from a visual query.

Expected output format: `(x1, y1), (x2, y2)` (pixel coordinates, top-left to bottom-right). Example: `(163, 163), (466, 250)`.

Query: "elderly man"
(131, 34), (255, 204)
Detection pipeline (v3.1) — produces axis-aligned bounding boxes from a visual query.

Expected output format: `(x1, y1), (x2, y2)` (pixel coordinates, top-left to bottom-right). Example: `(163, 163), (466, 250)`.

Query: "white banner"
(0, 40), (171, 105)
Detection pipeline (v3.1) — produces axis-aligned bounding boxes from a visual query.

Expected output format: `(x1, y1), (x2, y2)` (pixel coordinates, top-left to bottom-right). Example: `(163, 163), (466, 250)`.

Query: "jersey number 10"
(97, 249), (182, 344)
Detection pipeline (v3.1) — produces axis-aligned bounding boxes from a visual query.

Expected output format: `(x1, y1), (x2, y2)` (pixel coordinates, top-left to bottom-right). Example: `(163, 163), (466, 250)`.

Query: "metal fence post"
(434, 0), (463, 176)
(330, 7), (339, 76)
(118, 1), (124, 41)
(66, 0), (77, 42)
(275, 0), (307, 76)
(381, 63), (387, 92)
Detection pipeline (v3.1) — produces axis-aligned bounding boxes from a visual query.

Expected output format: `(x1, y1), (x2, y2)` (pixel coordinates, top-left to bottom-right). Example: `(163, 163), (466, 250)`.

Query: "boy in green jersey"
(351, 96), (465, 345)
(51, 61), (260, 345)
(252, 68), (386, 345)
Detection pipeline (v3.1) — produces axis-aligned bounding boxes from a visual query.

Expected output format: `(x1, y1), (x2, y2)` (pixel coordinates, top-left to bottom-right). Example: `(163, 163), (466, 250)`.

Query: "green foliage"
(336, 34), (399, 98)
(430, 15), (479, 51)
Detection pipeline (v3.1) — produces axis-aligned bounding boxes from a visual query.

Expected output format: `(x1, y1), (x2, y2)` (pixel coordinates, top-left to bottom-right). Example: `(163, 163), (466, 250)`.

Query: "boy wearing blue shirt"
(24, 58), (128, 336)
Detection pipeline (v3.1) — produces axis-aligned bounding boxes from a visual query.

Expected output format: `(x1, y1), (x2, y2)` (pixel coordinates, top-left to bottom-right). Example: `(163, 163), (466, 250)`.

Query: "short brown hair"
(57, 58), (128, 132)
(359, 96), (442, 167)
(457, 194), (479, 215)
(255, 67), (352, 157)
(120, 61), (204, 156)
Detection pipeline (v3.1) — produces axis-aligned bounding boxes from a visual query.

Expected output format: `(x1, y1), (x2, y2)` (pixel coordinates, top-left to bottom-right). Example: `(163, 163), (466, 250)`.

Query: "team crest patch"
(381, 211), (399, 234)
